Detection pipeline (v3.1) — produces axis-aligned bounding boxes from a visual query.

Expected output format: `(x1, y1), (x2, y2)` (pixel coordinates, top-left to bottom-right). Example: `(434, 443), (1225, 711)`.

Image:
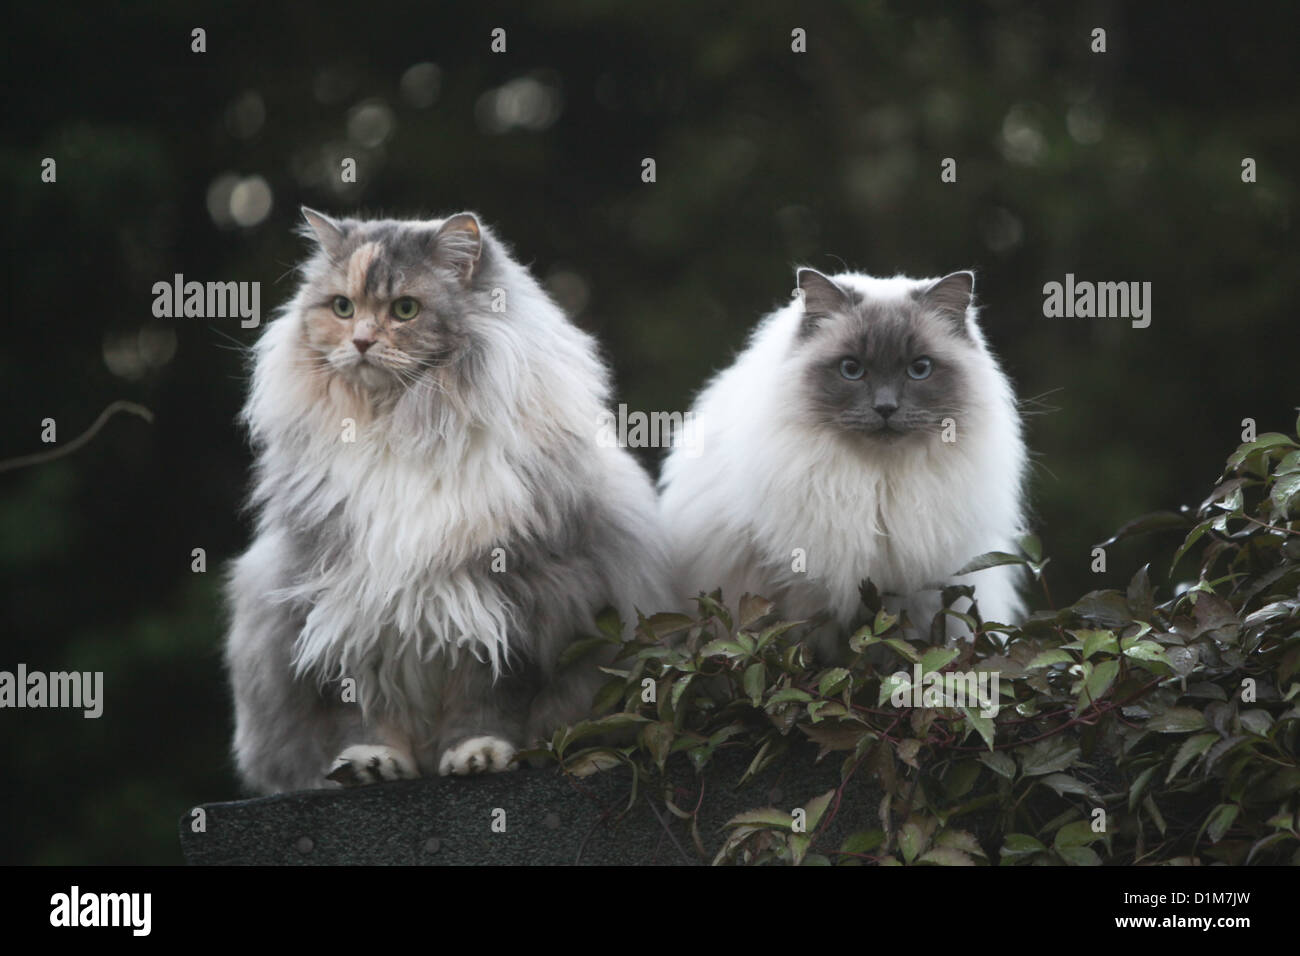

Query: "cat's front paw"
(438, 735), (518, 776)
(326, 744), (419, 787)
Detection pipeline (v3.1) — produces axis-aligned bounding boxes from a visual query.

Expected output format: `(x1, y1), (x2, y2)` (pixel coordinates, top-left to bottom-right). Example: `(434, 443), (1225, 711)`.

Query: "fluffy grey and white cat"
(658, 267), (1027, 661)
(225, 208), (673, 794)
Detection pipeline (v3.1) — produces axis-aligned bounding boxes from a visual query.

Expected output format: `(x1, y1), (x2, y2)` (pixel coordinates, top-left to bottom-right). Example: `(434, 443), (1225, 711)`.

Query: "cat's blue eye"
(908, 357), (933, 380)
(332, 296), (354, 318)
(391, 297), (421, 321)
(839, 358), (865, 381)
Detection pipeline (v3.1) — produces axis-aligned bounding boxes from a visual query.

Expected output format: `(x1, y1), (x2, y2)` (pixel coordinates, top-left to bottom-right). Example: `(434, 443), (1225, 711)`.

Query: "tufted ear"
(918, 270), (975, 335)
(796, 267), (850, 338)
(433, 213), (483, 283)
(300, 206), (347, 256)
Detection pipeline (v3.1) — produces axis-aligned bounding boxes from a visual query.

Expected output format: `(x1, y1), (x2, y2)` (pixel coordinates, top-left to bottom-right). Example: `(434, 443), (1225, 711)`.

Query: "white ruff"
(243, 266), (611, 688)
(659, 272), (1027, 631)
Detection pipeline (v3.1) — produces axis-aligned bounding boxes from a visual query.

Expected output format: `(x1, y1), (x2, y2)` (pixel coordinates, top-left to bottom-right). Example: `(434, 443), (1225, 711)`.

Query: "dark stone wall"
(180, 746), (883, 865)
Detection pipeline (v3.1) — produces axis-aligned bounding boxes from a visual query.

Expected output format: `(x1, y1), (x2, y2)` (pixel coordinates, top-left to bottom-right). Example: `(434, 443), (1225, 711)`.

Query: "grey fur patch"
(796, 290), (972, 441)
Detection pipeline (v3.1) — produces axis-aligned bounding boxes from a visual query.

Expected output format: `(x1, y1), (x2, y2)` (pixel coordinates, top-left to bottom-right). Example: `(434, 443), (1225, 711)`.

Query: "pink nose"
(353, 337), (374, 353)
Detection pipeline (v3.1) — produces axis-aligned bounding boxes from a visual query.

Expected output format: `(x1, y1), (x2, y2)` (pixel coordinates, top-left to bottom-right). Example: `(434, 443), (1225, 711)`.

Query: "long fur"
(658, 271), (1027, 661)
(225, 212), (674, 793)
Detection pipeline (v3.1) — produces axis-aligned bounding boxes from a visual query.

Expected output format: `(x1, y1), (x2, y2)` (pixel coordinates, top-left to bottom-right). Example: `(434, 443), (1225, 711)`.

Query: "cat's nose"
(874, 401), (898, 418)
(353, 337), (374, 353)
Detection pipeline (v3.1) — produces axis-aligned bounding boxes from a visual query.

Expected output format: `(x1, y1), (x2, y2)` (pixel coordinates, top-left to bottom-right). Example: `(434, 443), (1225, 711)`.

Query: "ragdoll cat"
(225, 207), (674, 794)
(658, 267), (1026, 662)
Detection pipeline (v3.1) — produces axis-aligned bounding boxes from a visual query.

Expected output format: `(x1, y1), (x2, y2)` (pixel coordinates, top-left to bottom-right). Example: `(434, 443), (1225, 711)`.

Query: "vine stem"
(0, 401), (155, 474)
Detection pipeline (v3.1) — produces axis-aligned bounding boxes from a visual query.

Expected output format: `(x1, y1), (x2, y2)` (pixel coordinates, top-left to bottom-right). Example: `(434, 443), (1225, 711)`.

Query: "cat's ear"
(796, 268), (849, 337)
(300, 207), (346, 256)
(433, 213), (483, 283)
(918, 271), (975, 335)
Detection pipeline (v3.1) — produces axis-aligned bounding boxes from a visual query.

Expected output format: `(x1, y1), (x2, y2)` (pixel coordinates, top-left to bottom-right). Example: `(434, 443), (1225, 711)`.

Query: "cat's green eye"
(391, 297), (421, 321)
(908, 356), (933, 380)
(839, 357), (865, 381)
(332, 296), (355, 318)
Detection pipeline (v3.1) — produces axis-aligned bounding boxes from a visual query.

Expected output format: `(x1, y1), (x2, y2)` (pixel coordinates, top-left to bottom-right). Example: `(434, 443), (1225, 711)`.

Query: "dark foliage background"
(2, 0), (1295, 863)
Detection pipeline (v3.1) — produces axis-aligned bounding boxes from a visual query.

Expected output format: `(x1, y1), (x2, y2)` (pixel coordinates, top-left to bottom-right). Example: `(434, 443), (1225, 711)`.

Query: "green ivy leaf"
(1122, 640), (1170, 664)
(767, 688), (813, 707)
(1017, 533), (1043, 563)
(919, 846), (976, 866)
(641, 721), (674, 772)
(1039, 773), (1102, 803)
(920, 647), (960, 674)
(1239, 709), (1274, 736)
(1070, 590), (1133, 628)
(724, 807), (793, 830)
(802, 788), (836, 834)
(1171, 520), (1212, 571)
(873, 609), (898, 635)
(1227, 433), (1298, 468)
(1027, 649), (1074, 669)
(1056, 846), (1102, 866)
(1166, 732), (1218, 782)
(883, 638), (921, 663)
(642, 612), (696, 641)
(1271, 473), (1300, 514)
(562, 747), (626, 777)
(818, 668), (852, 696)
(898, 821), (925, 864)
(1053, 820), (1101, 849)
(1128, 764), (1158, 813)
(557, 635), (614, 669)
(1079, 659), (1119, 710)
(1147, 707), (1209, 733)
(1205, 803), (1240, 844)
(978, 750), (1017, 779)
(1078, 629), (1119, 660)
(699, 638), (749, 659)
(1127, 564), (1155, 620)
(839, 830), (884, 857)
(743, 662), (766, 706)
(1020, 738), (1081, 776)
(1096, 510), (1190, 549)
(961, 706), (996, 751)
(737, 593), (776, 630)
(954, 551), (1027, 576)
(594, 606), (624, 641)
(1000, 833), (1048, 861)
(935, 828), (987, 858)
(878, 671), (911, 707)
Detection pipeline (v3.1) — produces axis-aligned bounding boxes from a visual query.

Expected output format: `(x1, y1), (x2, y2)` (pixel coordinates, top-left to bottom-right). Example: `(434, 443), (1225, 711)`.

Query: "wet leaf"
(954, 551), (1027, 576)
(961, 706), (996, 751)
(737, 593), (775, 630)
(1147, 707), (1208, 733)
(919, 847), (975, 866)
(1096, 511), (1189, 548)
(1070, 590), (1133, 627)
(1166, 732), (1218, 783)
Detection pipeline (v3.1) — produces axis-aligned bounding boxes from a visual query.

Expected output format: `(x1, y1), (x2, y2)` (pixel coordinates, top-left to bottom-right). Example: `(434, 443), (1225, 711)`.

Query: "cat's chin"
(845, 420), (910, 439)
(355, 363), (396, 390)
(334, 358), (400, 392)
(866, 428), (910, 443)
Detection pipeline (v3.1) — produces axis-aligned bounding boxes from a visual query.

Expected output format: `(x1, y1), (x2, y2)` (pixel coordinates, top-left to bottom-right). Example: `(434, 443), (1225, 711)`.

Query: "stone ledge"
(180, 745), (881, 865)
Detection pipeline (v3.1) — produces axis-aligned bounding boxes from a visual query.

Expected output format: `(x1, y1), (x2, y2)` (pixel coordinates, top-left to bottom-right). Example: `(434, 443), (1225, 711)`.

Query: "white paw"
(326, 744), (419, 787)
(438, 735), (518, 776)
